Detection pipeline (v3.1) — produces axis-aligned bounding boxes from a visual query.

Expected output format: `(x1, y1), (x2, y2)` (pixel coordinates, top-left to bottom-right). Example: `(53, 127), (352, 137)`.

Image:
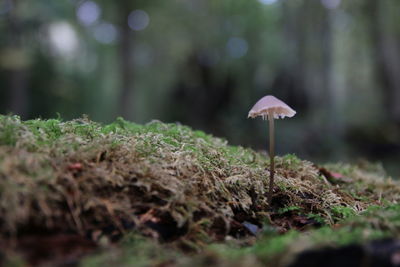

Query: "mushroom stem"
(268, 111), (275, 206)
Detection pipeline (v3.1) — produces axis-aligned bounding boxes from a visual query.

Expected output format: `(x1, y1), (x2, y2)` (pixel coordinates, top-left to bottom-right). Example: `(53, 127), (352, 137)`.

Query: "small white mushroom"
(248, 95), (296, 206)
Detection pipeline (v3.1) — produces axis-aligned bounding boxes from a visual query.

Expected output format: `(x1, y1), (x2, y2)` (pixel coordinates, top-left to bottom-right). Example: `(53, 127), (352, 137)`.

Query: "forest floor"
(1, 115), (400, 267)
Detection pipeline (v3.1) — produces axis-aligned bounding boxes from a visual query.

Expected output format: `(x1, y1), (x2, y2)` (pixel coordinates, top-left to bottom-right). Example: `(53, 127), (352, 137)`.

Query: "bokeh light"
(0, 0), (13, 15)
(48, 22), (79, 57)
(258, 0), (278, 5)
(226, 37), (248, 59)
(321, 0), (341, 9)
(92, 22), (118, 44)
(128, 10), (150, 31)
(76, 1), (101, 26)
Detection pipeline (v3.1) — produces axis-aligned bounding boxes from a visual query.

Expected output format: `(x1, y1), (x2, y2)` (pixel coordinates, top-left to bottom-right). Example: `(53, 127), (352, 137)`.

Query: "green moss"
(82, 233), (181, 267)
(277, 205), (302, 214)
(306, 213), (326, 225)
(0, 115), (25, 146)
(197, 205), (400, 266)
(280, 153), (302, 168)
(1, 115), (400, 267)
(330, 206), (357, 221)
(25, 118), (63, 140)
(307, 226), (387, 247)
(323, 163), (356, 177)
(253, 230), (300, 260)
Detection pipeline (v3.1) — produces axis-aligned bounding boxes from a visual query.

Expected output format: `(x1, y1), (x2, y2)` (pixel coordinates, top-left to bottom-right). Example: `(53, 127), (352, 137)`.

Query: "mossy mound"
(0, 115), (399, 265)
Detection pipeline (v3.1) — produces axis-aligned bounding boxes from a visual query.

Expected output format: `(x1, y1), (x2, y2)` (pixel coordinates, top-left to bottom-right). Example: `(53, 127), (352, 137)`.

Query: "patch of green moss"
(277, 205), (302, 215)
(330, 206), (357, 221)
(0, 115), (27, 146)
(81, 233), (181, 267)
(253, 230), (300, 260)
(183, 205), (400, 266)
(1, 115), (400, 267)
(280, 153), (302, 168)
(306, 213), (326, 225)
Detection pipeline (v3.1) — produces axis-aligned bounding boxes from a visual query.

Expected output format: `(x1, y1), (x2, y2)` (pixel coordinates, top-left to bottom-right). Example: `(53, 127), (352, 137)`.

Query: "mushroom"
(248, 95), (296, 206)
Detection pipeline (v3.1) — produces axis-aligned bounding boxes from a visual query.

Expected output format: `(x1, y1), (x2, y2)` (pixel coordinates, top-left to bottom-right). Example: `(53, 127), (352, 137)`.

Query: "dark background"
(1, 0), (400, 176)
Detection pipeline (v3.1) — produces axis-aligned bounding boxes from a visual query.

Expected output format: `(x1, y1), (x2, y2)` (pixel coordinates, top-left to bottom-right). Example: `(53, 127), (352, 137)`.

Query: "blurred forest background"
(1, 0), (400, 176)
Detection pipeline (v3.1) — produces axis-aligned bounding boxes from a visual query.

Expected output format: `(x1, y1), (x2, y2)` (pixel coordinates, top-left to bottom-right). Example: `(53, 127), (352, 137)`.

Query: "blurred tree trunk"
(280, 0), (342, 157)
(10, 70), (29, 117)
(278, 0), (308, 110)
(366, 0), (400, 125)
(280, 0), (335, 116)
(6, 1), (29, 118)
(117, 1), (134, 120)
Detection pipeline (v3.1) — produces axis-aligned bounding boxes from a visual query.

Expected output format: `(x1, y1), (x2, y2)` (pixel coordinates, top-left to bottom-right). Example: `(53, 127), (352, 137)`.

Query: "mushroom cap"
(248, 95), (296, 120)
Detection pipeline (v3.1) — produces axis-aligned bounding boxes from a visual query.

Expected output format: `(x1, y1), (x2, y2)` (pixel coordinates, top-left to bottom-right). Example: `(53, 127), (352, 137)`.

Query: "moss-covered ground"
(1, 115), (400, 266)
